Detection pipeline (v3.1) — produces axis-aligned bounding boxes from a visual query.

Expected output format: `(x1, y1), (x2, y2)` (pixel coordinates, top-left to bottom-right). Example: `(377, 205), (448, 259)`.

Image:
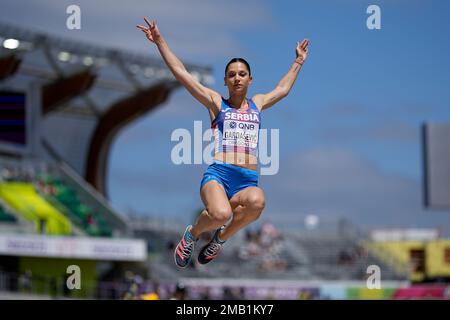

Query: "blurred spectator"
(238, 223), (288, 272)
(122, 271), (143, 300)
(223, 286), (245, 300)
(62, 272), (72, 297)
(298, 289), (313, 300)
(49, 277), (58, 298)
(199, 287), (211, 300)
(338, 249), (354, 265)
(170, 282), (187, 300)
(18, 270), (33, 293)
(38, 219), (46, 235)
(86, 213), (96, 226)
(141, 281), (160, 300)
(444, 286), (450, 299)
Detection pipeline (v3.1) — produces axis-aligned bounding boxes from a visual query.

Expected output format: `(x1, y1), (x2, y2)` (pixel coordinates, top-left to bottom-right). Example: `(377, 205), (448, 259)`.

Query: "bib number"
(223, 120), (259, 149)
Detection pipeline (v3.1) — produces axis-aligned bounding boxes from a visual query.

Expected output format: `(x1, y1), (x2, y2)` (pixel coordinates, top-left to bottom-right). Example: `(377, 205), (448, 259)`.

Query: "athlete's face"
(224, 62), (252, 94)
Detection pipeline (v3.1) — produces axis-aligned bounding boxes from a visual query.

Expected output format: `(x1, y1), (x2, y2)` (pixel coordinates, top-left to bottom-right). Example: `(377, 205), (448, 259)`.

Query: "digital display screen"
(0, 90), (26, 146)
(423, 123), (450, 208)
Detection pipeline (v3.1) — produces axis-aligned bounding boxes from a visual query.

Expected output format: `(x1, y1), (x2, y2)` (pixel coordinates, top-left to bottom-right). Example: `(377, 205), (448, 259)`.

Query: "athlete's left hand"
(296, 39), (309, 63)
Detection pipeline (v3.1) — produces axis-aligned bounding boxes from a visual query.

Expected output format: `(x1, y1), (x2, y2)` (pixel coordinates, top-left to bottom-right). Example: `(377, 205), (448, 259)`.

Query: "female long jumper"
(137, 18), (309, 268)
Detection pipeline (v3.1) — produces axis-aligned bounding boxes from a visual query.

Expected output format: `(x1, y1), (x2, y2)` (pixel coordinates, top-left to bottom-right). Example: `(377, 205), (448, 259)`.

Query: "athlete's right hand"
(136, 17), (161, 44)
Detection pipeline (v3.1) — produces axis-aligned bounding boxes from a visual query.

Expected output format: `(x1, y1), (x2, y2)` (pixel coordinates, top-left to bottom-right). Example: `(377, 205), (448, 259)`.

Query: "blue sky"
(1, 0), (450, 234)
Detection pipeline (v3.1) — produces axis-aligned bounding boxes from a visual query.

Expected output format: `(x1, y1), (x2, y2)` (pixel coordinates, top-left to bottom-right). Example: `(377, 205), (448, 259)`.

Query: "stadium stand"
(0, 158), (127, 237)
(130, 216), (404, 282)
(364, 238), (450, 283)
(0, 182), (72, 235)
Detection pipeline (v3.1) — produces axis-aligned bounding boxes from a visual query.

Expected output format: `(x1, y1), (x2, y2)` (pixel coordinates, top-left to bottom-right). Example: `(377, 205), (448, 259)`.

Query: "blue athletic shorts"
(200, 160), (259, 200)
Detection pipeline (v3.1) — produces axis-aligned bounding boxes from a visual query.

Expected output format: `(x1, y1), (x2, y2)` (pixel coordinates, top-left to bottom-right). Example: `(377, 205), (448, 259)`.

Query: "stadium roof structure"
(0, 22), (214, 196)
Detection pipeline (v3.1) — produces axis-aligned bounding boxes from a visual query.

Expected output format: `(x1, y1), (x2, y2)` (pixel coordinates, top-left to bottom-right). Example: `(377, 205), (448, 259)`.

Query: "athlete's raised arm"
(252, 39), (309, 111)
(137, 17), (221, 112)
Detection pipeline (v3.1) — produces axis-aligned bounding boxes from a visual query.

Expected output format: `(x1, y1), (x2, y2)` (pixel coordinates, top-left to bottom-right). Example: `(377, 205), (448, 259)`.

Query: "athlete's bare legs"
(190, 181), (233, 239)
(219, 186), (265, 241)
(175, 180), (264, 267)
(195, 186), (265, 264)
(191, 184), (265, 241)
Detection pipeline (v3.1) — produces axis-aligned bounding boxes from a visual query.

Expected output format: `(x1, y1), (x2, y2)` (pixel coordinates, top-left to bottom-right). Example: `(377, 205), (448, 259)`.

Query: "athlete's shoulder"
(206, 93), (223, 117)
(250, 95), (263, 112)
(249, 95), (262, 112)
(220, 97), (232, 111)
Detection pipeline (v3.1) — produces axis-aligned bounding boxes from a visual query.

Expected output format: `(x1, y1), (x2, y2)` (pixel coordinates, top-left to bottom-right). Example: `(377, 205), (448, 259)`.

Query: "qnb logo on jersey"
(227, 121), (255, 130)
(238, 123), (255, 130)
(224, 112), (259, 122)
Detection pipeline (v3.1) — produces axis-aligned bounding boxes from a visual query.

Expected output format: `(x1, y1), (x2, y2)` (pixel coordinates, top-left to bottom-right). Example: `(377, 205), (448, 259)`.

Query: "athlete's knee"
(247, 194), (265, 212)
(208, 207), (232, 223)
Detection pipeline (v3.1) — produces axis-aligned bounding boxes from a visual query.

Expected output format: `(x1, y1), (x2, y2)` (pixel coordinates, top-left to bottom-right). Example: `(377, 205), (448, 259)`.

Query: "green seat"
(0, 205), (16, 222)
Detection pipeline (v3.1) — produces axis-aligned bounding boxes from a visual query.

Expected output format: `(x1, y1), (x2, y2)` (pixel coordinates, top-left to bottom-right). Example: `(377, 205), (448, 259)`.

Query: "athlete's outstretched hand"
(296, 39), (309, 63)
(136, 17), (161, 44)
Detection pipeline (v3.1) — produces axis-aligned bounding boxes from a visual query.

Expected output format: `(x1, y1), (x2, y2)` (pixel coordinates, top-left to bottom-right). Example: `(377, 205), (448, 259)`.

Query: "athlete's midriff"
(214, 152), (258, 171)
